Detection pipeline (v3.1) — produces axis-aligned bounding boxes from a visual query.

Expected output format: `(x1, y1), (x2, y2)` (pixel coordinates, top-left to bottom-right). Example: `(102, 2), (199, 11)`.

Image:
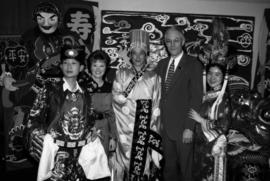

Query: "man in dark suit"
(156, 26), (203, 181)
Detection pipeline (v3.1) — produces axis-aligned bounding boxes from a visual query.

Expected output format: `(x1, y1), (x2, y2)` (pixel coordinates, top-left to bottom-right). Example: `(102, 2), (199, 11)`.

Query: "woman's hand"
(188, 109), (204, 123)
(182, 129), (193, 143)
(87, 127), (101, 142)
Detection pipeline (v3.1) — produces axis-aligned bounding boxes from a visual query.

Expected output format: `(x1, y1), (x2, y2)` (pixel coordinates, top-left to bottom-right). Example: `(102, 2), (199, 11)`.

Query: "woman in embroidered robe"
(112, 29), (162, 181)
(189, 63), (231, 181)
(25, 45), (110, 181)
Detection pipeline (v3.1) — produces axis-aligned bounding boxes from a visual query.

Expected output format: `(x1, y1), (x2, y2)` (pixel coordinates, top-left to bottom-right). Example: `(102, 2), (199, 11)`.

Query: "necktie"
(165, 59), (175, 93)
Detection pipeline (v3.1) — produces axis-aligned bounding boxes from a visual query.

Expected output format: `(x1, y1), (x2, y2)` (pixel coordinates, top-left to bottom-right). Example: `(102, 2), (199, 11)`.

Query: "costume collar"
(62, 78), (83, 93)
(203, 90), (221, 102)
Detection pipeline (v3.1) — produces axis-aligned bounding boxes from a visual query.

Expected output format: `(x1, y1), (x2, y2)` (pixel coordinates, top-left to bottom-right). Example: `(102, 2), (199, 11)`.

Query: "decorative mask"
(37, 12), (59, 34)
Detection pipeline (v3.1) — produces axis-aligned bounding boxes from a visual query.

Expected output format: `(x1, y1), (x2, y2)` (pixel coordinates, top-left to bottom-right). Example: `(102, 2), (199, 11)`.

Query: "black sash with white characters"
(129, 99), (162, 180)
(123, 65), (147, 97)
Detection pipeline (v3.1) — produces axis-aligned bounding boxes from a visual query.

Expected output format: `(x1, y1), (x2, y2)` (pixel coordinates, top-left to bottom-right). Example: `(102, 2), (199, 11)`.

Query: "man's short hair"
(164, 26), (185, 41)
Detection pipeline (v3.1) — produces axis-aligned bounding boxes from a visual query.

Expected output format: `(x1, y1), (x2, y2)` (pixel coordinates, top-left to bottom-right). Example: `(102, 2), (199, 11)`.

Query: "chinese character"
(7, 49), (17, 62)
(17, 47), (28, 64)
(67, 11), (92, 40)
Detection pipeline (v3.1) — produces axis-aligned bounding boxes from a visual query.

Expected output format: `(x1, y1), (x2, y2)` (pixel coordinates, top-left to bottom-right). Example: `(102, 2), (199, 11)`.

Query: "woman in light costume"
(112, 29), (162, 181)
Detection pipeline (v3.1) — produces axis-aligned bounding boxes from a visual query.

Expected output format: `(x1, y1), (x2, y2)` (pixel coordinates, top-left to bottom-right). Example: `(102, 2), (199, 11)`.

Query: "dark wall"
(0, 0), (66, 35)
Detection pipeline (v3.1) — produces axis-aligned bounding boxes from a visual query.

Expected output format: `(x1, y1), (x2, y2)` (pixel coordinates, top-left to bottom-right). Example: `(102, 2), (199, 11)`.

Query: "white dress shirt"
(165, 51), (184, 79)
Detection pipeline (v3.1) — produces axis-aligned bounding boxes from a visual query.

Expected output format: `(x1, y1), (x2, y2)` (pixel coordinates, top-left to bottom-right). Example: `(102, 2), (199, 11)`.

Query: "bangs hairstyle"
(206, 63), (226, 77)
(87, 50), (111, 72)
(32, 1), (61, 22)
(206, 63), (226, 91)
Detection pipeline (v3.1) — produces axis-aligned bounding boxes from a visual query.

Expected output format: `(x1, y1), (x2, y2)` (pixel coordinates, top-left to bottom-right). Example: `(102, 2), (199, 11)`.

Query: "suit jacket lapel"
(161, 57), (170, 93)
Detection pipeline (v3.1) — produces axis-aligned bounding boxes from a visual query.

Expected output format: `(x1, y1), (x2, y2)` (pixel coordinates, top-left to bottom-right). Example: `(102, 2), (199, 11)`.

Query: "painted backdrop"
(101, 10), (254, 90)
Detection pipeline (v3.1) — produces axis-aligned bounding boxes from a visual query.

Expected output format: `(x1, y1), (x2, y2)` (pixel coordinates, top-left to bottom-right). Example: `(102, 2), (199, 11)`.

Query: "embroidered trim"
(54, 137), (91, 148)
(123, 65), (147, 97)
(129, 99), (162, 180)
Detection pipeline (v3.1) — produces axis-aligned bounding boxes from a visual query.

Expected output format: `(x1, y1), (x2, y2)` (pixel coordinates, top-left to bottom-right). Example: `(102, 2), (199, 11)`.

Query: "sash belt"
(54, 138), (91, 148)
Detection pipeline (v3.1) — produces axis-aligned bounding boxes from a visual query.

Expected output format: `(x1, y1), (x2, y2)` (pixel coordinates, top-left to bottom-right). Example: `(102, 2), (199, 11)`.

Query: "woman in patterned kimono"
(112, 29), (162, 181)
(25, 45), (110, 181)
(86, 50), (117, 156)
(189, 19), (234, 181)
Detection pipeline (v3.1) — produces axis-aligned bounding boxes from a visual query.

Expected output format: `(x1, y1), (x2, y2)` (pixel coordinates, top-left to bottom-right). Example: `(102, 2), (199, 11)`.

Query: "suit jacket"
(156, 53), (203, 140)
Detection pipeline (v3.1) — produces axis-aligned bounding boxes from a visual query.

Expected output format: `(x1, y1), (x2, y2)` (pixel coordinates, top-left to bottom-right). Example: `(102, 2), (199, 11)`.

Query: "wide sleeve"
(104, 95), (117, 140)
(106, 111), (117, 140)
(112, 68), (127, 104)
(150, 75), (161, 133)
(24, 84), (49, 149)
(149, 74), (162, 168)
(201, 97), (231, 142)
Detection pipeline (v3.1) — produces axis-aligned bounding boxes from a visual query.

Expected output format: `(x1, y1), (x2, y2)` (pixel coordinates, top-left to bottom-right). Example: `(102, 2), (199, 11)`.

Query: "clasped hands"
(87, 127), (116, 151)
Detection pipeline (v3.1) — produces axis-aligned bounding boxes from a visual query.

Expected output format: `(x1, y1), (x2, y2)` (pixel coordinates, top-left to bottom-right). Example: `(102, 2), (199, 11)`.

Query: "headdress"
(199, 18), (236, 120)
(129, 29), (149, 54)
(199, 18), (236, 94)
(61, 45), (86, 65)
